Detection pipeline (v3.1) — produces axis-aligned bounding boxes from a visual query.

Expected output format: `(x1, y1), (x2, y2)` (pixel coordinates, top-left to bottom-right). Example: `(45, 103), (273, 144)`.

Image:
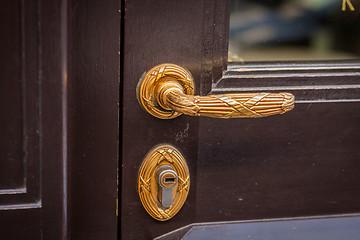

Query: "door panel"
(0, 0), (66, 238)
(121, 0), (201, 237)
(0, 0), (40, 207)
(68, 0), (119, 238)
(196, 62), (360, 221)
(197, 102), (360, 220)
(121, 0), (232, 239)
(121, 0), (360, 239)
(0, 0), (119, 239)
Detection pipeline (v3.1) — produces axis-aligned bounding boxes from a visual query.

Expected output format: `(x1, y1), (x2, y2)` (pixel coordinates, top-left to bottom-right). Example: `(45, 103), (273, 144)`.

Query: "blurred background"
(228, 0), (360, 61)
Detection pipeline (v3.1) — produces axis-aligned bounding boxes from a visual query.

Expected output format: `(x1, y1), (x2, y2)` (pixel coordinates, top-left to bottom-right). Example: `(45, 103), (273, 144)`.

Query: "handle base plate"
(136, 63), (195, 119)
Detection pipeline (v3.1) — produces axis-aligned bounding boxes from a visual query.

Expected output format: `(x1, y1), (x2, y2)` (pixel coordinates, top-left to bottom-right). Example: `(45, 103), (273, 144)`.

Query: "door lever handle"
(137, 63), (294, 119)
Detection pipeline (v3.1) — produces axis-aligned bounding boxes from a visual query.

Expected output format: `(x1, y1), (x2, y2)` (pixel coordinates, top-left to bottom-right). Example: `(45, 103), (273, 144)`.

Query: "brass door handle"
(137, 63), (295, 119)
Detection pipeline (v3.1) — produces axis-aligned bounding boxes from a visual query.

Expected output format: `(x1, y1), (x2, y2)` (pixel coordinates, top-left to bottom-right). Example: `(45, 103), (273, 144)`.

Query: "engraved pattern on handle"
(137, 63), (295, 119)
(162, 87), (294, 118)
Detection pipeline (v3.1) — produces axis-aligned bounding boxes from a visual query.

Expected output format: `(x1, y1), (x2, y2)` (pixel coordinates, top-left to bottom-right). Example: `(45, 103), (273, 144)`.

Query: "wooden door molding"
(0, 0), (41, 209)
(0, 0), (69, 238)
(0, 0), (119, 239)
(199, 0), (231, 95)
(215, 61), (360, 102)
(68, 0), (119, 238)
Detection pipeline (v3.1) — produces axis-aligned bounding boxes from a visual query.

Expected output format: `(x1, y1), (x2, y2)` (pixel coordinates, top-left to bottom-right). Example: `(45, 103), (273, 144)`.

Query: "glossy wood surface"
(68, 0), (119, 238)
(0, 0), (119, 239)
(121, 0), (230, 238)
(0, 0), (68, 238)
(1, 0), (359, 239)
(121, 0), (360, 239)
(197, 102), (360, 221)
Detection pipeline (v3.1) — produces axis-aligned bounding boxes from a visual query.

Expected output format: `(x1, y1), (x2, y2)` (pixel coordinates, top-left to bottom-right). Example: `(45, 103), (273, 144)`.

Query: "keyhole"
(165, 177), (175, 183)
(155, 165), (178, 208)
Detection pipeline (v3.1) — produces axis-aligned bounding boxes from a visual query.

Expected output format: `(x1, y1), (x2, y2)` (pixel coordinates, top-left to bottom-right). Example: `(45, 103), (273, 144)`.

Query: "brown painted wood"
(0, 0), (119, 239)
(0, 0), (68, 238)
(121, 0), (229, 239)
(121, 0), (360, 239)
(40, 0), (69, 238)
(196, 102), (360, 221)
(0, 0), (24, 193)
(1, 0), (359, 239)
(0, 0), (40, 208)
(68, 0), (119, 239)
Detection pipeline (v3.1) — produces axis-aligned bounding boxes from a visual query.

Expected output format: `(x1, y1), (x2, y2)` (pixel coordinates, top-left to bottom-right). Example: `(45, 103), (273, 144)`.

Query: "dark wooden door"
(121, 0), (360, 239)
(0, 0), (118, 239)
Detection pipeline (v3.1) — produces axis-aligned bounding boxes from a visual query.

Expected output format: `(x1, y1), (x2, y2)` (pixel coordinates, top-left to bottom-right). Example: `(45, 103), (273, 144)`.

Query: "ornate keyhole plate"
(138, 145), (190, 221)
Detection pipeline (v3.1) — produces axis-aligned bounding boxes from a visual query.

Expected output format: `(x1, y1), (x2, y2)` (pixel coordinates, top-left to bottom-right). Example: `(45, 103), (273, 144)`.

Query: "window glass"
(229, 0), (360, 61)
